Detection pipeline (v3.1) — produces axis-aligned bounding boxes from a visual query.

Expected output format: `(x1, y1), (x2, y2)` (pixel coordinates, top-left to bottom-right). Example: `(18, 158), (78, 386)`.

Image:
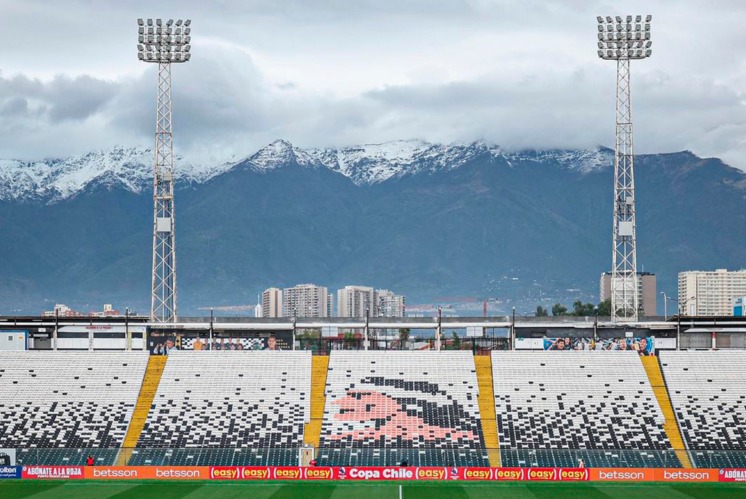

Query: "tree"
(597, 299), (611, 317)
(551, 303), (568, 316)
(536, 306), (549, 317)
(399, 328), (410, 348)
(451, 332), (461, 350)
(571, 300), (597, 317)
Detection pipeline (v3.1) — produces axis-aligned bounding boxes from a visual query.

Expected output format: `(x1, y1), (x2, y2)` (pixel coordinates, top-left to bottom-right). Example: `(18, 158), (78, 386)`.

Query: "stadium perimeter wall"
(3, 466), (746, 483)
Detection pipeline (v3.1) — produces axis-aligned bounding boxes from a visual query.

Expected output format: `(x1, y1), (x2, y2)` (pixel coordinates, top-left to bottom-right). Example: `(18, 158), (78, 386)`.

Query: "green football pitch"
(4, 481), (746, 499)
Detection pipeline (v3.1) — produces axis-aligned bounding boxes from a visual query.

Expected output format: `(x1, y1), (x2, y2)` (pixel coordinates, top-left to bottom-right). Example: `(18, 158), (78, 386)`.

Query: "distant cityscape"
(41, 269), (746, 319)
(258, 284), (405, 319)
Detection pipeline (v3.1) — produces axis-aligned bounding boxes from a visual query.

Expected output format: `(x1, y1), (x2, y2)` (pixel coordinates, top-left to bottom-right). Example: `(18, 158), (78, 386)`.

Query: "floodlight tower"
(596, 14), (652, 322)
(137, 18), (192, 322)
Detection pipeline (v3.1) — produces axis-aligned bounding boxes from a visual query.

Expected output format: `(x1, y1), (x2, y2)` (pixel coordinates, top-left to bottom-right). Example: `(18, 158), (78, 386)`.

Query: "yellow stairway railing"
(641, 356), (693, 468)
(303, 355), (329, 448)
(474, 355), (501, 467)
(116, 355), (168, 465)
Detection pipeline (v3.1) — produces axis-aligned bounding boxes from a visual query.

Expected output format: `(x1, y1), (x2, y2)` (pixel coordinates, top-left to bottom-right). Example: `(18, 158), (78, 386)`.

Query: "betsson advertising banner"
(19, 466), (724, 483)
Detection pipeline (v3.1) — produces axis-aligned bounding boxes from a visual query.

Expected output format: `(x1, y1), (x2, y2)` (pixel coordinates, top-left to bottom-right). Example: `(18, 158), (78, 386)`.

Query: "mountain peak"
(248, 139), (318, 170)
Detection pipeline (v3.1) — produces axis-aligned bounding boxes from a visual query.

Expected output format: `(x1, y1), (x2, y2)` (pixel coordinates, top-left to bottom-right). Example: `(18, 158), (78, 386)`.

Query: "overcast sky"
(1, 0), (745, 169)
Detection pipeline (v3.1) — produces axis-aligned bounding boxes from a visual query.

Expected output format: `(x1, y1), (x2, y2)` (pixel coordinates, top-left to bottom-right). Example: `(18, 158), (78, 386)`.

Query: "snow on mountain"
(0, 140), (612, 202)
(246, 139), (320, 170)
(0, 146), (235, 202)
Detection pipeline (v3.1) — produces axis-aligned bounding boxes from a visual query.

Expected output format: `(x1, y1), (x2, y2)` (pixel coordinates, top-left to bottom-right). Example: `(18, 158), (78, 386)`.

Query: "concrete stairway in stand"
(116, 355), (168, 465)
(641, 356), (693, 468)
(474, 355), (501, 467)
(303, 355), (329, 449)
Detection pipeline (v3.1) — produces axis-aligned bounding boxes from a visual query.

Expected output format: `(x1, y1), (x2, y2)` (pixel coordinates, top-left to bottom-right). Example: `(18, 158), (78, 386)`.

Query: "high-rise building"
(261, 288), (283, 318)
(327, 293), (335, 319)
(678, 269), (746, 316)
(376, 289), (406, 317)
(600, 272), (656, 316)
(337, 286), (376, 318)
(283, 284), (329, 318)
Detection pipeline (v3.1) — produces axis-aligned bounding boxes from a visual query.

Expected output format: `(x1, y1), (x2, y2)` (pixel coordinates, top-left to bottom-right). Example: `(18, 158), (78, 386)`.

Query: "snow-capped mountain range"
(0, 139), (614, 202)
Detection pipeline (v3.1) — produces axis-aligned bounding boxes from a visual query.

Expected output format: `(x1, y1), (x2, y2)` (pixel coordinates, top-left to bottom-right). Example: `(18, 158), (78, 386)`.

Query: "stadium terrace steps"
(0, 351), (148, 465)
(304, 355), (330, 448)
(130, 351), (312, 466)
(474, 355), (500, 467)
(492, 351), (676, 468)
(118, 355), (168, 465)
(640, 356), (693, 469)
(659, 351), (746, 468)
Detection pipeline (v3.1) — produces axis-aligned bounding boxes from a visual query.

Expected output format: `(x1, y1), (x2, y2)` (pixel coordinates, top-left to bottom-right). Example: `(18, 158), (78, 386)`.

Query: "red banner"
(720, 469), (746, 482)
(22, 466), (84, 479)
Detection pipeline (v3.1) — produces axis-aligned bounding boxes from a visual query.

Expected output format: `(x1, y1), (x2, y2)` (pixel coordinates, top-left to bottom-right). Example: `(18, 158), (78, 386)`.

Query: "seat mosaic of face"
(0, 351), (148, 465)
(132, 351), (311, 466)
(660, 351), (746, 468)
(492, 351), (677, 468)
(317, 351), (489, 467)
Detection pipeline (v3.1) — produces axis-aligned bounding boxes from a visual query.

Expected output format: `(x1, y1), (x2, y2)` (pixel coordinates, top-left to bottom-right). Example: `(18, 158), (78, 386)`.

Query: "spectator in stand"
(86, 455), (94, 466)
(193, 338), (205, 351)
(578, 458), (585, 468)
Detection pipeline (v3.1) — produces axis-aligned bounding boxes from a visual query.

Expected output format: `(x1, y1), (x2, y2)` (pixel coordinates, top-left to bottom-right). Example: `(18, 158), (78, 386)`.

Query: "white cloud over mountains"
(0, 0), (745, 170)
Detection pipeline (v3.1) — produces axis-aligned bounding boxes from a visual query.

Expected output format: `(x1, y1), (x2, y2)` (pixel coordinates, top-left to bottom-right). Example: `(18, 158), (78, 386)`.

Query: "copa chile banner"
(16, 466), (734, 482)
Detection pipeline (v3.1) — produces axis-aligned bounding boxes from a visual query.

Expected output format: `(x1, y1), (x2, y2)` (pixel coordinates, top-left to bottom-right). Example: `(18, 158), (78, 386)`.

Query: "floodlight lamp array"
(137, 18), (192, 63)
(596, 15), (652, 60)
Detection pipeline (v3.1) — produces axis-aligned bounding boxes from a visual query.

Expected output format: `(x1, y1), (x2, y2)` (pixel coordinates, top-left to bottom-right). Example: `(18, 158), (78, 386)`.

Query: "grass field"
(3, 481), (746, 499)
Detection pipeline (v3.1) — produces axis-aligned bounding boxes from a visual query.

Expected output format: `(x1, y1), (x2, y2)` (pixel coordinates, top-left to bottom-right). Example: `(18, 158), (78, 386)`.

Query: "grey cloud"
(45, 76), (118, 123)
(0, 0), (745, 170)
(1, 97), (28, 116)
(0, 73), (118, 124)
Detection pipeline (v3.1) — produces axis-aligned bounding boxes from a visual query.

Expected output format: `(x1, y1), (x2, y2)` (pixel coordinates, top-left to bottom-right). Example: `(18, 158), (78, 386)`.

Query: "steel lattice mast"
(597, 15), (652, 322)
(137, 18), (192, 322)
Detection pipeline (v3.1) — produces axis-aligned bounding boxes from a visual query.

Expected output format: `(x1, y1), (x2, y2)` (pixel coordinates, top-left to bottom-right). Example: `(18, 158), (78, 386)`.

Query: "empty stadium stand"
(660, 351), (746, 468)
(492, 351), (679, 468)
(317, 351), (489, 467)
(130, 351), (311, 466)
(0, 351), (148, 465)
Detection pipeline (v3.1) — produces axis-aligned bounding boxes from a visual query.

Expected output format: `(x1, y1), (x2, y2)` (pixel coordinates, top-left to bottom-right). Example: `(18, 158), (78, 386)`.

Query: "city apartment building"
(600, 272), (657, 316)
(376, 289), (406, 317)
(283, 284), (329, 318)
(337, 286), (376, 317)
(261, 288), (283, 318)
(337, 286), (406, 317)
(678, 269), (746, 316)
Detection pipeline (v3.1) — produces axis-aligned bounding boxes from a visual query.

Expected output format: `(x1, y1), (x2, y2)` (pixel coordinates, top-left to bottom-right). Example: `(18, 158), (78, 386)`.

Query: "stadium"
(2, 343), (746, 497)
(2, 4), (746, 498)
